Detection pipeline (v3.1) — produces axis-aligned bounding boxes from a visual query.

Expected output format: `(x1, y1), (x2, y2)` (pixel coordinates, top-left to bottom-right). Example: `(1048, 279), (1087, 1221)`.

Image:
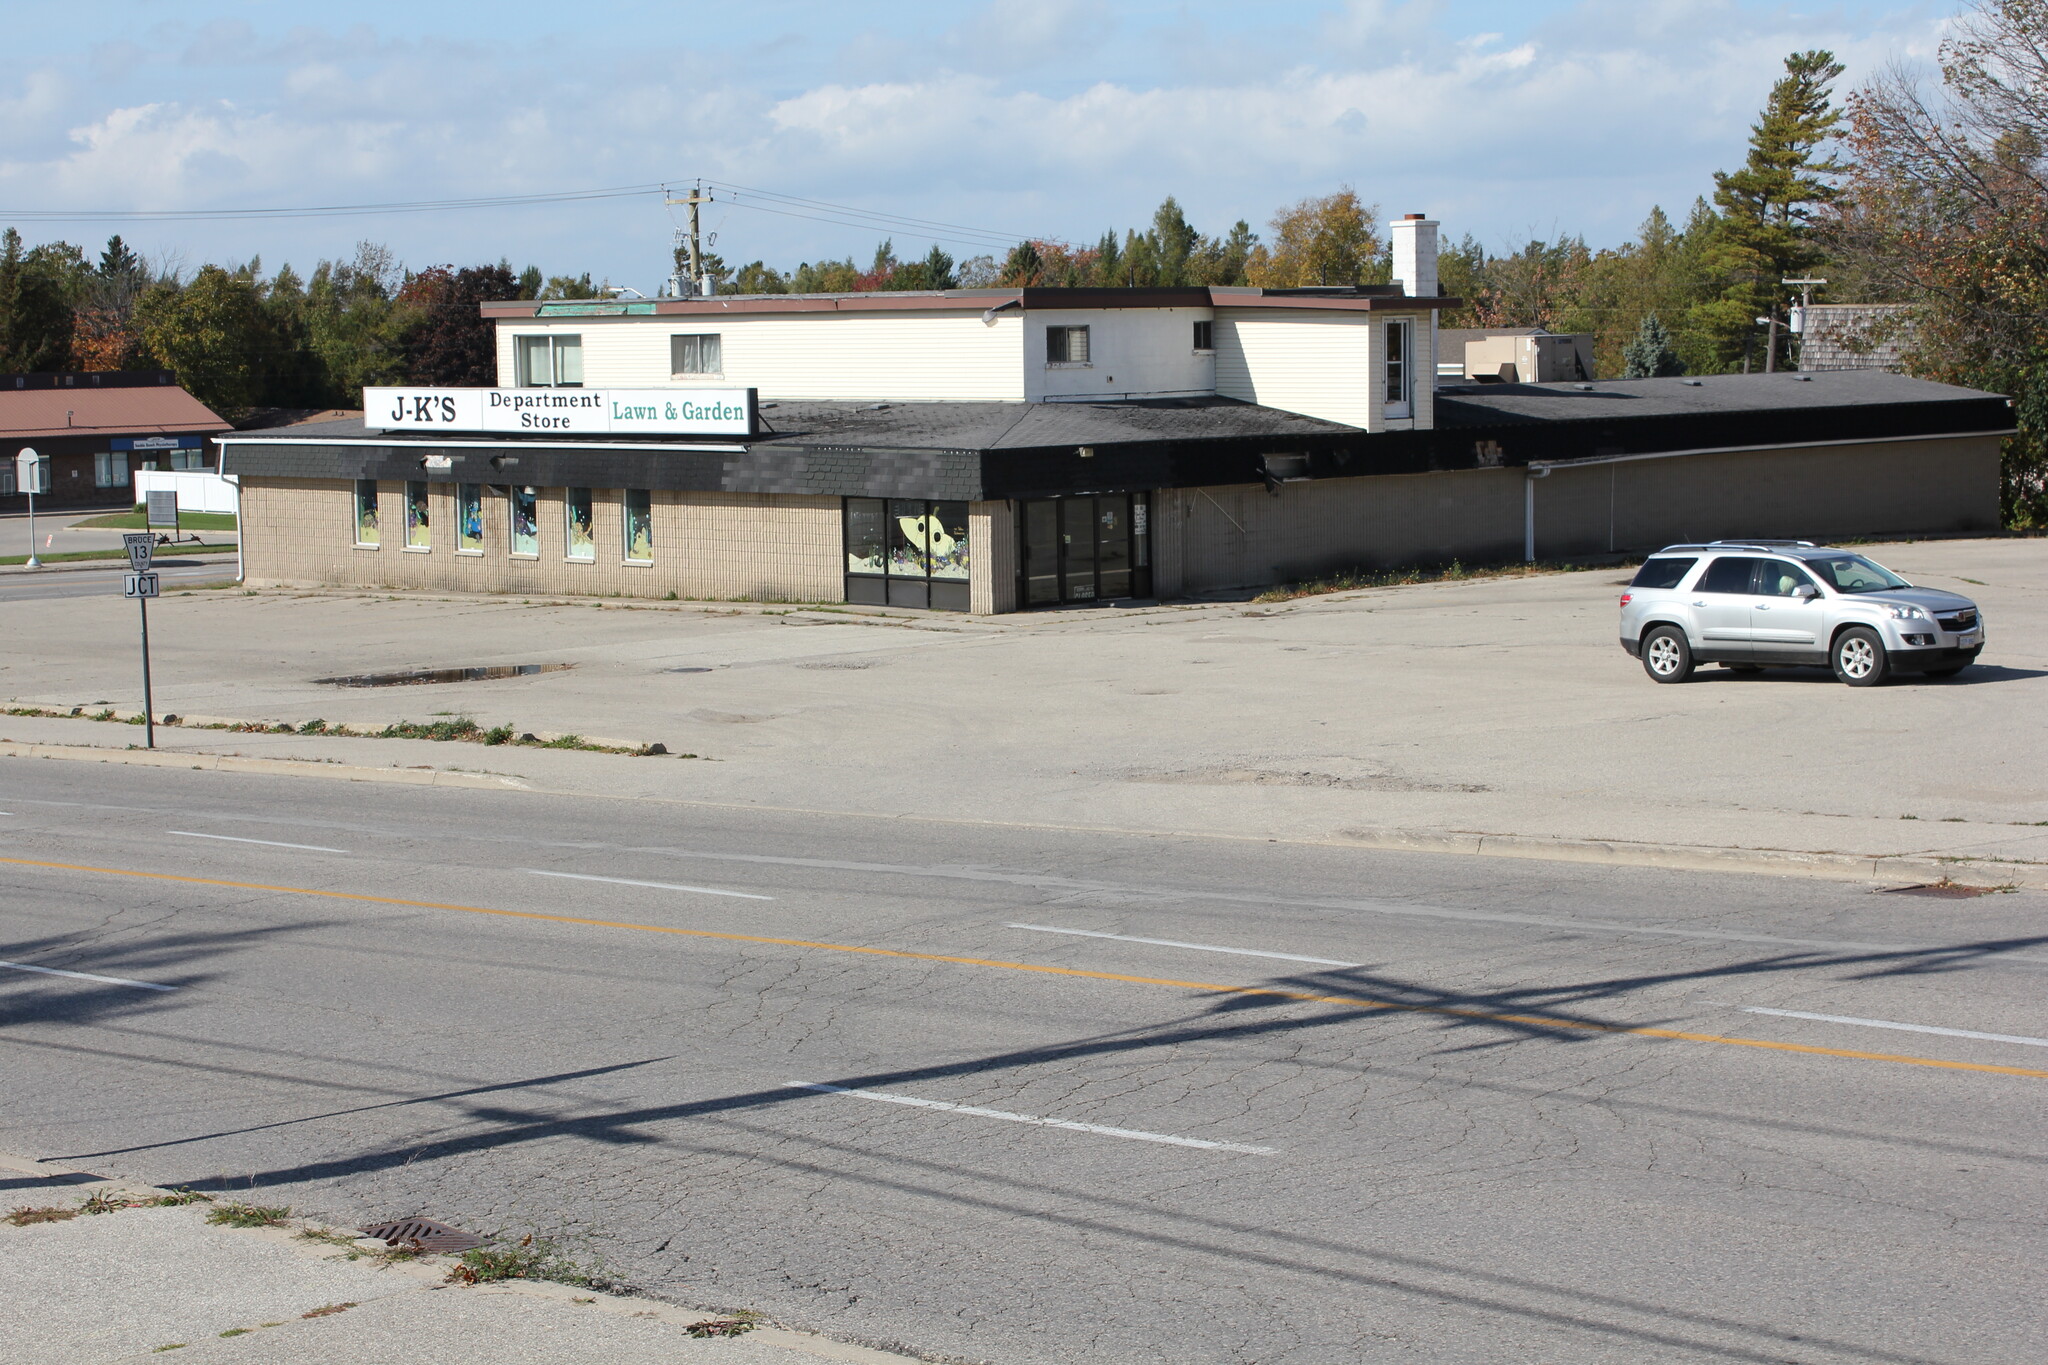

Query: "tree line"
(0, 0), (2039, 522)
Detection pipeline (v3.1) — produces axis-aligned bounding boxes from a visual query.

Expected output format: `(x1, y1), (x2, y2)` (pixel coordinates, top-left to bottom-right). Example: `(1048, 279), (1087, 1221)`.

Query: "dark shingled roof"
(226, 396), (1361, 452)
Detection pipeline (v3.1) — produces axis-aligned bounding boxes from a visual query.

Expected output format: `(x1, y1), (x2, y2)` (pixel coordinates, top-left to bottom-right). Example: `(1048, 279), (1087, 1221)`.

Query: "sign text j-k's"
(366, 387), (756, 437)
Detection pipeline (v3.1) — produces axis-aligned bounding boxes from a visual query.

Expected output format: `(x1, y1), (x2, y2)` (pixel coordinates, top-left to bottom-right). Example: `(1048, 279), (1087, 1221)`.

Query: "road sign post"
(16, 448), (46, 569)
(122, 534), (157, 749)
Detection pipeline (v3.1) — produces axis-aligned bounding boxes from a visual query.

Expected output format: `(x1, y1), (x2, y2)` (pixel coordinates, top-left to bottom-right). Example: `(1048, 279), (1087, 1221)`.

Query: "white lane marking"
(524, 869), (772, 901)
(1728, 1004), (2048, 1049)
(1010, 922), (1360, 968)
(170, 831), (350, 854)
(0, 960), (177, 992)
(786, 1082), (1275, 1155)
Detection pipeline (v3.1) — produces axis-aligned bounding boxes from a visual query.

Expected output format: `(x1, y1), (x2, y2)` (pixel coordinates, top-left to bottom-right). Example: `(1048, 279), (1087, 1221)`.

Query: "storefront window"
(405, 481), (431, 549)
(930, 502), (968, 581)
(845, 500), (885, 575)
(457, 484), (483, 552)
(94, 452), (131, 488)
(354, 480), (379, 546)
(565, 487), (595, 560)
(623, 489), (653, 562)
(844, 498), (971, 611)
(511, 487), (539, 556)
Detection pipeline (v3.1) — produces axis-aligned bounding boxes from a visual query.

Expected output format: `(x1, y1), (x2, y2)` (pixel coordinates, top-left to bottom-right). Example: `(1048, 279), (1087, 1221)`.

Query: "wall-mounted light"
(1076, 446), (1095, 459)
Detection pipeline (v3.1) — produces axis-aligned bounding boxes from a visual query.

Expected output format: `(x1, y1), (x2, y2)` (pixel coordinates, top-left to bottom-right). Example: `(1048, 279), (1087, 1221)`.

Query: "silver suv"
(1619, 541), (1984, 686)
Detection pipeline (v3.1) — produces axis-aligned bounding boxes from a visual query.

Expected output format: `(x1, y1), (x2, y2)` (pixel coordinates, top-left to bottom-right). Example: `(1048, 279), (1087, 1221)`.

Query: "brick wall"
(241, 479), (844, 604)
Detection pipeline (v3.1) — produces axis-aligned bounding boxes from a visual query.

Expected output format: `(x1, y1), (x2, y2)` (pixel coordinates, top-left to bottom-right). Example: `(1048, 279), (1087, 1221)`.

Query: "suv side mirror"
(1793, 583), (1820, 601)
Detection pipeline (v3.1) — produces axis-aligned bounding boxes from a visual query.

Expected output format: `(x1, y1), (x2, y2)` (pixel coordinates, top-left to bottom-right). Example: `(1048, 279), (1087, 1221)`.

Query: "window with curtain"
(516, 334), (584, 386)
(670, 334), (722, 375)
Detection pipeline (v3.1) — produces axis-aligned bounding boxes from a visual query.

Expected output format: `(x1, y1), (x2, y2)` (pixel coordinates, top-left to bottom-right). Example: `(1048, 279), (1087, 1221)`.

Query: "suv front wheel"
(1641, 626), (1694, 683)
(1832, 626), (1891, 687)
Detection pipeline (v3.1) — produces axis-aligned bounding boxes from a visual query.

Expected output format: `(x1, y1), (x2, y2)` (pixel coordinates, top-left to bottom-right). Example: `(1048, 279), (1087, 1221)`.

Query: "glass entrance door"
(1017, 494), (1150, 607)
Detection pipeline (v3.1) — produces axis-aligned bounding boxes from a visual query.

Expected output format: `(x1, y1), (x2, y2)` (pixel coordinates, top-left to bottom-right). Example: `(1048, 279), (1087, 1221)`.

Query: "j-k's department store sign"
(366, 386), (757, 437)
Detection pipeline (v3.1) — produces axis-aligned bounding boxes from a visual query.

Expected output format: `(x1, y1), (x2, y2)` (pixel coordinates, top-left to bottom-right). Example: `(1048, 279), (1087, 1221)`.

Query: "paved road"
(2, 760), (2043, 1364)
(0, 559), (237, 602)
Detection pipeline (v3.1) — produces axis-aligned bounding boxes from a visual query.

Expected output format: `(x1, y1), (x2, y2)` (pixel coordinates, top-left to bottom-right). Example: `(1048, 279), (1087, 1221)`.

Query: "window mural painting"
(566, 487), (595, 560)
(355, 480), (379, 546)
(843, 498), (971, 611)
(624, 489), (653, 562)
(511, 487), (539, 556)
(405, 481), (431, 548)
(458, 484), (483, 551)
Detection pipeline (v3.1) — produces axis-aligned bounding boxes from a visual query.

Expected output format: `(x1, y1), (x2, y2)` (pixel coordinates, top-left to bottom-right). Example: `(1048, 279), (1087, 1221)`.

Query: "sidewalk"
(0, 1155), (919, 1364)
(2, 536), (2045, 886)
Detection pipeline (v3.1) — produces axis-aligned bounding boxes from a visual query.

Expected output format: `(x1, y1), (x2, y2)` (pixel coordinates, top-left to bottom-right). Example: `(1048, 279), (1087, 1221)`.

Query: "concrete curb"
(0, 741), (532, 791)
(5, 736), (2041, 891)
(1334, 825), (2048, 890)
(6, 703), (663, 756)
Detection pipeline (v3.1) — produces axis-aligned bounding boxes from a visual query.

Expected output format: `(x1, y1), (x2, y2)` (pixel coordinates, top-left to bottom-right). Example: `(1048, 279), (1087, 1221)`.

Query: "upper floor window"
(516, 333), (583, 387)
(1046, 326), (1090, 365)
(671, 333), (722, 376)
(1192, 320), (1214, 352)
(1384, 320), (1412, 414)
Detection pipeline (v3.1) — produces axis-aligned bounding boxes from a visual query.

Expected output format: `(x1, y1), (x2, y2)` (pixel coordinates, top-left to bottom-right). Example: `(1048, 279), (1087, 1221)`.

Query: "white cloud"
(0, 2), (1965, 283)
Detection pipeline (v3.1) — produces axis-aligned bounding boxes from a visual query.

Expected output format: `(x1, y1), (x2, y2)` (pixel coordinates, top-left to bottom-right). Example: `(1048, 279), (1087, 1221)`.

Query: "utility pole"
(1783, 277), (1826, 372)
(664, 183), (713, 296)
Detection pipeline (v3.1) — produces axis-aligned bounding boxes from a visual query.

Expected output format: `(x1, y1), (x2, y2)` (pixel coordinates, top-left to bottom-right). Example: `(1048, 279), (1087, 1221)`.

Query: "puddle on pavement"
(314, 662), (576, 688)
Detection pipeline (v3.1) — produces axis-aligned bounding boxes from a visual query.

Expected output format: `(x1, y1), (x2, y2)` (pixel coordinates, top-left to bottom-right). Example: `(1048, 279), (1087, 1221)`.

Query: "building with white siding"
(221, 215), (2010, 613)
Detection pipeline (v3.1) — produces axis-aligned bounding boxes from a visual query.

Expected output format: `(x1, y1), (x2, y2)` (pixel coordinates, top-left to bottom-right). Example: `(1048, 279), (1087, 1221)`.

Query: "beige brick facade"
(240, 479), (844, 603)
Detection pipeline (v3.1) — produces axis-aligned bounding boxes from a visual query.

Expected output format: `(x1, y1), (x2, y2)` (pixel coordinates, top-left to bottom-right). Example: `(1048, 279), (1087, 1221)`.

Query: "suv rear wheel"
(1641, 626), (1694, 683)
(1832, 626), (1891, 687)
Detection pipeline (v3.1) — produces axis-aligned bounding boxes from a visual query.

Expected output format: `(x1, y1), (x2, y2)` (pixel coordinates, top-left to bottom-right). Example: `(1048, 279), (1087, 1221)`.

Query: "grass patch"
(1251, 555), (1627, 604)
(6, 1205), (78, 1226)
(445, 1234), (610, 1289)
(206, 1201), (291, 1228)
(75, 510), (238, 531)
(0, 544), (237, 567)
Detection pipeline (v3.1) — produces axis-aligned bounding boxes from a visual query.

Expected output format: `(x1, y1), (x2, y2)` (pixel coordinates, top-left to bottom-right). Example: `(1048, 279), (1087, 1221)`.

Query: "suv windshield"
(1805, 553), (1911, 593)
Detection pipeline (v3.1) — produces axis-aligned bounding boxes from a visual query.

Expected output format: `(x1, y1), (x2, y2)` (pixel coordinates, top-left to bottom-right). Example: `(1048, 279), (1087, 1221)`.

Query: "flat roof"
(480, 285), (1461, 320)
(1436, 369), (2005, 426)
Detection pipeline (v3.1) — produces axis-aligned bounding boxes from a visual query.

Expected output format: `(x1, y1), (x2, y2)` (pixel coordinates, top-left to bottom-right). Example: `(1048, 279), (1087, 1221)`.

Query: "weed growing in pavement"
(206, 1201), (291, 1228)
(686, 1312), (761, 1338)
(301, 1303), (356, 1318)
(445, 1234), (610, 1289)
(218, 1328), (250, 1337)
(151, 1343), (185, 1351)
(6, 1205), (78, 1225)
(75, 1189), (211, 1215)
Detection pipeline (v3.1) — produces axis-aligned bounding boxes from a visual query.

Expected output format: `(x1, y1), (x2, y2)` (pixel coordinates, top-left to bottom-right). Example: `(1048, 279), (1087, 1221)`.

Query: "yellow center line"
(6, 854), (2045, 1079)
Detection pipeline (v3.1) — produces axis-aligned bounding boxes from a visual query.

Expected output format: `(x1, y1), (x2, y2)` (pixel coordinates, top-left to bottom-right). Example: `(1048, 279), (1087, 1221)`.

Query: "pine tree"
(1622, 313), (1686, 377)
(1700, 49), (1846, 369)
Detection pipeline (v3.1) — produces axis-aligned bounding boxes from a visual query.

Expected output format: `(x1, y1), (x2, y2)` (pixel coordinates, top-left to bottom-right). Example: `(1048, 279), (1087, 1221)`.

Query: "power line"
(0, 183), (675, 223)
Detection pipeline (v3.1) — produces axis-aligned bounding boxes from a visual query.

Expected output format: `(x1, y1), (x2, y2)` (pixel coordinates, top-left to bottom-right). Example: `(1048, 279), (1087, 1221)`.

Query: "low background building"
(1, 371), (228, 511)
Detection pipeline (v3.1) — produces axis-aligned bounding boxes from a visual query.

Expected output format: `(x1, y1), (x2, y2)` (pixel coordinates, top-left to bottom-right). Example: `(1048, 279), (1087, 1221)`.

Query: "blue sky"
(0, 1), (1966, 289)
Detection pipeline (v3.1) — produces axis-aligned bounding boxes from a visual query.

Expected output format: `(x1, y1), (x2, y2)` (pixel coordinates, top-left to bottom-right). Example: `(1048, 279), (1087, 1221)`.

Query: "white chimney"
(1390, 213), (1439, 298)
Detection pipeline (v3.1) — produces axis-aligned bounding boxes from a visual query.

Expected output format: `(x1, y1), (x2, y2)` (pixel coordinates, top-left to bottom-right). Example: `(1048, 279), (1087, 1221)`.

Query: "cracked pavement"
(2, 763), (2044, 1363)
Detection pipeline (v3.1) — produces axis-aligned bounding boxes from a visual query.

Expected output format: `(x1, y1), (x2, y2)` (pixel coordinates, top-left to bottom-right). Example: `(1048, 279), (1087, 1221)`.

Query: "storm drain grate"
(1881, 882), (1997, 899)
(357, 1217), (487, 1253)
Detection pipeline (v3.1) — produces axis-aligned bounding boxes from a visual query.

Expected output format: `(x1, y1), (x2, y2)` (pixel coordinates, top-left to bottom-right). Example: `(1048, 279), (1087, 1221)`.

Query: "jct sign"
(366, 386), (757, 437)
